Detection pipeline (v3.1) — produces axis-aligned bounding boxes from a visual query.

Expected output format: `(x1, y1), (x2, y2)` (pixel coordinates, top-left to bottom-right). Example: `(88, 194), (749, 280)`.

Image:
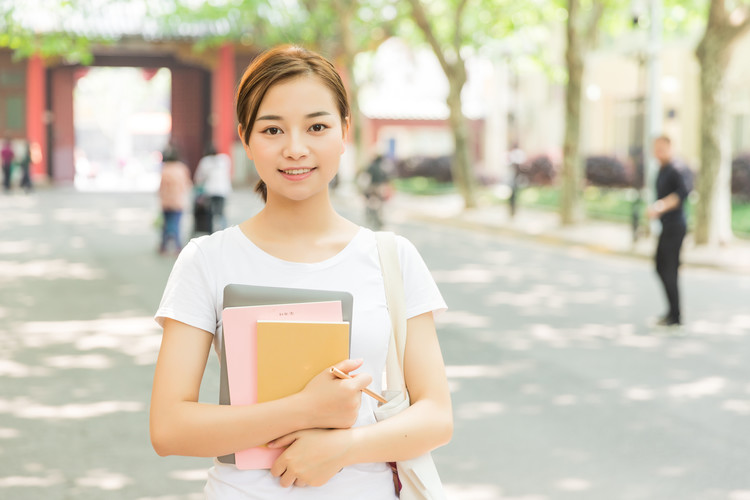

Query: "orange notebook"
(256, 320), (351, 403)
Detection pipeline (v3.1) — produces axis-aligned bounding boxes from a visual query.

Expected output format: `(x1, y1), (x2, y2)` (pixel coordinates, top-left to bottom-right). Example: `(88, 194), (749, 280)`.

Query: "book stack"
(218, 285), (353, 469)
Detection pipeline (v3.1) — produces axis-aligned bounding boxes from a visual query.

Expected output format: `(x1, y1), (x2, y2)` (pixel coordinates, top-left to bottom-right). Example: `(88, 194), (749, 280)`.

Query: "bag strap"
(375, 231), (407, 393)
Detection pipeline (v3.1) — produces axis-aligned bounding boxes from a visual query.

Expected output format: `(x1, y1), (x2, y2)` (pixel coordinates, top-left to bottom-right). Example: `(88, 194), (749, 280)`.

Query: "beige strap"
(375, 231), (407, 393)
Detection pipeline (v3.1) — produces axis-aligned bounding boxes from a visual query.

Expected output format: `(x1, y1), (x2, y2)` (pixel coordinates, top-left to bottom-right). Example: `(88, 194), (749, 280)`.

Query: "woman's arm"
(269, 312), (452, 487)
(149, 318), (371, 458)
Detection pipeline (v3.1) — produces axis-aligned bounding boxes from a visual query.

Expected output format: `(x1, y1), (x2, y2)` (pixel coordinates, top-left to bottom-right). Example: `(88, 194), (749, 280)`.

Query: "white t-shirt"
(155, 225), (446, 499)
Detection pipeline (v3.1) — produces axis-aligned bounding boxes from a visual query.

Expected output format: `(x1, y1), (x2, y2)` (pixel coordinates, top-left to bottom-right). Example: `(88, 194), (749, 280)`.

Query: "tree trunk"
(561, 0), (584, 225)
(693, 0), (748, 246)
(405, 0), (477, 209)
(335, 0), (367, 174)
(446, 69), (477, 208)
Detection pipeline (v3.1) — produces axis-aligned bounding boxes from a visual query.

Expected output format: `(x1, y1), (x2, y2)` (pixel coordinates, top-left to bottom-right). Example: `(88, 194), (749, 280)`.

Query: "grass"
(392, 177), (456, 195)
(394, 179), (750, 239)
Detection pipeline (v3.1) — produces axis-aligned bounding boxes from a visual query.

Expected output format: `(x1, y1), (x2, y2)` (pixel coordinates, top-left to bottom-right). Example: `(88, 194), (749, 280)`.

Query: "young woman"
(150, 45), (452, 499)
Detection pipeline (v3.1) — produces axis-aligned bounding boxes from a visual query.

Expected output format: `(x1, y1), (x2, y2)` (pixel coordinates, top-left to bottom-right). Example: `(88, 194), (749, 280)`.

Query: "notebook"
(218, 284), (354, 466)
(256, 320), (351, 403)
(223, 302), (344, 408)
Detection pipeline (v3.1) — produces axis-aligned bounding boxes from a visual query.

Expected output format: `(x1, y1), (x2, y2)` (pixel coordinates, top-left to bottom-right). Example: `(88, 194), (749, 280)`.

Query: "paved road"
(1, 188), (749, 499)
(388, 210), (750, 500)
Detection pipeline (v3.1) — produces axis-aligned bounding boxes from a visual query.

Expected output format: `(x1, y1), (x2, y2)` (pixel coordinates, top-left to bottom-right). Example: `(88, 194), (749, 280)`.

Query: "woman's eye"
(310, 124), (328, 132)
(263, 127), (281, 135)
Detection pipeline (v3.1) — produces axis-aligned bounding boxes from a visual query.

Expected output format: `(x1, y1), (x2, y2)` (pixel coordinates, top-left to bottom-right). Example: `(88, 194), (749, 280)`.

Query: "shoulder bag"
(374, 231), (448, 500)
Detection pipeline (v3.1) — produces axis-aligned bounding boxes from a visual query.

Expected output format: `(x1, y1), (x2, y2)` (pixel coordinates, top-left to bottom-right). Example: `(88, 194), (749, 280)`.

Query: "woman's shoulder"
(191, 225), (242, 250)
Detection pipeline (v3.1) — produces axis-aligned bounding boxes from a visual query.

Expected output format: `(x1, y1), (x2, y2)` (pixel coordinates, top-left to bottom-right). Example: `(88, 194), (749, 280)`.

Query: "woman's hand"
(268, 428), (352, 488)
(299, 358), (372, 430)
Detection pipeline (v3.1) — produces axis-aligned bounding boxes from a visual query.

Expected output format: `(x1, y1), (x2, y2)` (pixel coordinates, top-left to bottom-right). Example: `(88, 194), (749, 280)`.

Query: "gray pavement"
(1, 185), (749, 500)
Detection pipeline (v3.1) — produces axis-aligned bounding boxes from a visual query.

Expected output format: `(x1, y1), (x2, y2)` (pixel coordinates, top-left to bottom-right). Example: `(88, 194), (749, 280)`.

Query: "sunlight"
(553, 394), (578, 406)
(431, 267), (496, 284)
(656, 466), (687, 477)
(446, 362), (532, 379)
(136, 495), (204, 500)
(668, 376), (726, 399)
(555, 477), (592, 491)
(0, 398), (143, 419)
(0, 259), (104, 281)
(17, 316), (162, 364)
(0, 240), (35, 255)
(0, 427), (20, 439)
(690, 319), (747, 336)
(443, 483), (520, 500)
(437, 310), (491, 329)
(456, 401), (505, 420)
(0, 472), (64, 488)
(75, 469), (132, 490)
(721, 399), (750, 415)
(43, 354), (113, 370)
(169, 469), (209, 481)
(0, 359), (48, 377)
(624, 386), (656, 401)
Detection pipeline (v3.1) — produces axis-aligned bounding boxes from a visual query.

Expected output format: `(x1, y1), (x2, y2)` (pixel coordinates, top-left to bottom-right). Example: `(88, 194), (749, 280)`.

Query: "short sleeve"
(671, 168), (689, 202)
(396, 235), (447, 319)
(154, 240), (218, 334)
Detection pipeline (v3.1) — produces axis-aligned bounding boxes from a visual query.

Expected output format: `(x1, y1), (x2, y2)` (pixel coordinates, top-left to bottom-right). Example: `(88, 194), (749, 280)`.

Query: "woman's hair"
(235, 45), (350, 201)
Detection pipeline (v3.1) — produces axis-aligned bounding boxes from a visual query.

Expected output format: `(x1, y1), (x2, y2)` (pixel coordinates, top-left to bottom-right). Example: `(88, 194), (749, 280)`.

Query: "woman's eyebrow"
(256, 111), (332, 121)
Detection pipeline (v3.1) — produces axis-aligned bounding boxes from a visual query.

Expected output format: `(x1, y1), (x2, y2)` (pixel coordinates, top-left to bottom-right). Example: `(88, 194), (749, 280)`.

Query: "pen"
(330, 366), (388, 404)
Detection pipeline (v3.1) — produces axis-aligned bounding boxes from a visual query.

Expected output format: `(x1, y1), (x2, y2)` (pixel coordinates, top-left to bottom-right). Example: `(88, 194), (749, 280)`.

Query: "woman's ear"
(340, 116), (351, 153)
(238, 124), (253, 160)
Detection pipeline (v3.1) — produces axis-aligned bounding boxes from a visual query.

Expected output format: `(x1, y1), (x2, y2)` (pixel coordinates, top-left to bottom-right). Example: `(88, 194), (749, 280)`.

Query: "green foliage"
(0, 2), (100, 64)
(393, 176), (456, 195)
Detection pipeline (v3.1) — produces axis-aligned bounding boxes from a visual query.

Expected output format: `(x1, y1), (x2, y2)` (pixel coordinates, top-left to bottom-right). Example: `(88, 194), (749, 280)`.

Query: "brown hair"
(236, 45), (350, 201)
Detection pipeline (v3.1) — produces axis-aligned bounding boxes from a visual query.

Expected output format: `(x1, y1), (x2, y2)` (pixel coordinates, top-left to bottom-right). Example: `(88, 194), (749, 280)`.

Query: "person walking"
(150, 45), (452, 499)
(1, 139), (14, 192)
(194, 143), (233, 232)
(157, 145), (192, 255)
(18, 141), (33, 193)
(647, 135), (689, 327)
(358, 154), (393, 230)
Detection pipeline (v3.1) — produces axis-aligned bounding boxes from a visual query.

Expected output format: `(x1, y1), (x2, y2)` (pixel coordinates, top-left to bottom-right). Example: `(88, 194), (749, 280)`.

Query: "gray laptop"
(218, 284), (354, 465)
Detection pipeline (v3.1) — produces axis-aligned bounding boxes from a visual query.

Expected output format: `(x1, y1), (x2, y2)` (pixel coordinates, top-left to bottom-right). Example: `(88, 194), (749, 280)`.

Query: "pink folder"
(221, 301), (343, 469)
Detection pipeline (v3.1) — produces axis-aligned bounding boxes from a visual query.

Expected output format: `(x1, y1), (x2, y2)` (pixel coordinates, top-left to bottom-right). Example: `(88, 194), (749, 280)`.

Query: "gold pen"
(330, 366), (388, 404)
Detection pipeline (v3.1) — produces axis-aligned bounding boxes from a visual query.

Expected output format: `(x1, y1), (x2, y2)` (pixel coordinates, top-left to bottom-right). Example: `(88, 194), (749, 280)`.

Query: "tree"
(559, 0), (604, 225)
(0, 1), (102, 64)
(402, 0), (479, 208)
(693, 0), (750, 245)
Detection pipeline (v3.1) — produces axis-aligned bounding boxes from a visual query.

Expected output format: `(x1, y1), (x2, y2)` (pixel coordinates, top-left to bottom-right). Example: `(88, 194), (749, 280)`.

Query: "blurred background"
(1, 1), (750, 499)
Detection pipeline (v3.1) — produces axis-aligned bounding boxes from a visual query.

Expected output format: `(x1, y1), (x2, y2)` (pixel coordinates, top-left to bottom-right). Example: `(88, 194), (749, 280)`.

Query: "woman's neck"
(251, 191), (349, 239)
(240, 192), (360, 263)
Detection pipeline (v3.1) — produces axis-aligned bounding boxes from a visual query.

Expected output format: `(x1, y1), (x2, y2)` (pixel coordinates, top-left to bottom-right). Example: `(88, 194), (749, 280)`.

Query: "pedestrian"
(194, 143), (232, 232)
(1, 138), (14, 192)
(18, 141), (33, 193)
(150, 45), (452, 499)
(358, 154), (393, 230)
(157, 145), (192, 255)
(508, 143), (526, 218)
(647, 135), (689, 327)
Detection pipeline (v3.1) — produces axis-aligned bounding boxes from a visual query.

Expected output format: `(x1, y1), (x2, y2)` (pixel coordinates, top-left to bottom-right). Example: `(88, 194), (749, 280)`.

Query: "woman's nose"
(283, 131), (309, 159)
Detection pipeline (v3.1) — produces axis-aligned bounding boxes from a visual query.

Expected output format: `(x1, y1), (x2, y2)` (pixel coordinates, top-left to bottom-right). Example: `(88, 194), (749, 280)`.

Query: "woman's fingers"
(332, 358), (363, 375)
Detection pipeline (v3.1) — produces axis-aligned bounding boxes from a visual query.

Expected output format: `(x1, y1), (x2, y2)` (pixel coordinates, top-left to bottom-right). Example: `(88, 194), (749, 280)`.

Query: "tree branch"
(405, 0), (452, 76)
(453, 0), (469, 54)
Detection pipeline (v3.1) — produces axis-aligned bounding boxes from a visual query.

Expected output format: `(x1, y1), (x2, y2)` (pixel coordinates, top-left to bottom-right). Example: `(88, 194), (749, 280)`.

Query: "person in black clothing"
(647, 135), (689, 327)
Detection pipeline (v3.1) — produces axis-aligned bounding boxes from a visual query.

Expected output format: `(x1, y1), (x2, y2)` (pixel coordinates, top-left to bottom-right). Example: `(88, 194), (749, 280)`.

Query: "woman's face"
(241, 75), (348, 203)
